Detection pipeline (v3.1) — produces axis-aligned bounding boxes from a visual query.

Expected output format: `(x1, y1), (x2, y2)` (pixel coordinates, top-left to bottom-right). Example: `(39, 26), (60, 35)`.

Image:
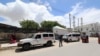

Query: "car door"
(35, 34), (42, 45)
(43, 34), (49, 43)
(67, 34), (72, 41)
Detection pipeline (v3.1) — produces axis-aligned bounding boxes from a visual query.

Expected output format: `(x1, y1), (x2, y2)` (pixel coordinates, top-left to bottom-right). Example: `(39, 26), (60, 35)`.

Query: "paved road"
(0, 38), (100, 56)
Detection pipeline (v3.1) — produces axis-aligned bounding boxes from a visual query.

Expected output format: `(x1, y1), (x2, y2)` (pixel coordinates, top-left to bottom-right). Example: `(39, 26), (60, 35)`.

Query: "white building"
(53, 26), (68, 35)
(75, 22), (100, 36)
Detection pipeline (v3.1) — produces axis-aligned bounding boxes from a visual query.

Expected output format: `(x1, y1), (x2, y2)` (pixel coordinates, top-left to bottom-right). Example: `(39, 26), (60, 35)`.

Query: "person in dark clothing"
(59, 35), (63, 47)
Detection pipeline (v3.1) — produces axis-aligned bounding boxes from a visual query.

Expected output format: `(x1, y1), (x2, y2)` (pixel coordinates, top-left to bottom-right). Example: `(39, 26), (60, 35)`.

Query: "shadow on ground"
(64, 41), (80, 43)
(15, 45), (54, 53)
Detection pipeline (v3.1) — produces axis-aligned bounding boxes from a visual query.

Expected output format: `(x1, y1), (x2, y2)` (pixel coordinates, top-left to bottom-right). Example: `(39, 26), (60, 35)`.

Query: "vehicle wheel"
(46, 41), (52, 46)
(22, 43), (30, 50)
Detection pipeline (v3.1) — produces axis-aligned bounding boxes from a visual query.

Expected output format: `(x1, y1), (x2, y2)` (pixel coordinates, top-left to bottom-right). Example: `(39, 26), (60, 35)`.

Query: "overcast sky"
(0, 0), (100, 27)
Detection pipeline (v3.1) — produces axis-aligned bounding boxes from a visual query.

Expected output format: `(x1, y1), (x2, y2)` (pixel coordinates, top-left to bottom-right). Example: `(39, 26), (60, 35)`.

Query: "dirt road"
(0, 38), (99, 56)
(0, 40), (68, 56)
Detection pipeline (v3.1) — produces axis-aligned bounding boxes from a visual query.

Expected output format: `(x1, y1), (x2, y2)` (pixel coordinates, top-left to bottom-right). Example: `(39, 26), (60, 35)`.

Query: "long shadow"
(64, 39), (80, 43)
(15, 45), (54, 53)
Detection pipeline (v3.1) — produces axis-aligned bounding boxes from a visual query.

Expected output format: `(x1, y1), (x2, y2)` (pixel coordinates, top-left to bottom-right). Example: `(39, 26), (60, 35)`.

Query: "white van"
(17, 32), (55, 50)
(63, 33), (80, 42)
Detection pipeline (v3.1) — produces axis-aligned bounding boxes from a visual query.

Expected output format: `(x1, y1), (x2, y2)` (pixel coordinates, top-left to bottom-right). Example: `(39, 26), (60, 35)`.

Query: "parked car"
(63, 33), (81, 42)
(17, 32), (55, 50)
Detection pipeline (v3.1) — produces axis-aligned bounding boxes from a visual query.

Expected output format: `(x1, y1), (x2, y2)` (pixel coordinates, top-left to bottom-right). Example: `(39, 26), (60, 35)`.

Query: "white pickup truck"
(17, 32), (55, 50)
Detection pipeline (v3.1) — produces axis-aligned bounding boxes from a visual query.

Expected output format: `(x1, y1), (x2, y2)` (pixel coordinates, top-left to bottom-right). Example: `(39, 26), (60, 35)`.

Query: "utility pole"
(78, 18), (79, 27)
(81, 17), (83, 33)
(73, 16), (75, 31)
(69, 14), (71, 29)
(78, 18), (79, 32)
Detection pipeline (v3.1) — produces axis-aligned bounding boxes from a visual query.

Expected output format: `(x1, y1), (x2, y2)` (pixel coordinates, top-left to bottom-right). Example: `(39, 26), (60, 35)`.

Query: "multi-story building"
(75, 22), (100, 36)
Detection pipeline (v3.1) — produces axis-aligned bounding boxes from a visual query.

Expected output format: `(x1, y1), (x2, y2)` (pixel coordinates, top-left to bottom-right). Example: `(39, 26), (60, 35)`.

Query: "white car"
(17, 32), (55, 50)
(63, 33), (81, 42)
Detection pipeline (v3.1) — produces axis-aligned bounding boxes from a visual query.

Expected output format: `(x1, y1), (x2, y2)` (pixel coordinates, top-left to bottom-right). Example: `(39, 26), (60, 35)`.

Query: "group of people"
(58, 32), (89, 47)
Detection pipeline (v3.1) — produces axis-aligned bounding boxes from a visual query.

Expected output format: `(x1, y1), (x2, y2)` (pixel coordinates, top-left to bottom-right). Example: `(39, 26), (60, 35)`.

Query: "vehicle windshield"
(67, 34), (80, 37)
(72, 34), (80, 37)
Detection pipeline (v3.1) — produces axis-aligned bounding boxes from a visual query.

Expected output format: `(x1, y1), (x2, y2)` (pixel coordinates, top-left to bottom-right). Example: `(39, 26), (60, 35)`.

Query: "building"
(0, 23), (19, 32)
(75, 22), (100, 37)
(53, 26), (68, 35)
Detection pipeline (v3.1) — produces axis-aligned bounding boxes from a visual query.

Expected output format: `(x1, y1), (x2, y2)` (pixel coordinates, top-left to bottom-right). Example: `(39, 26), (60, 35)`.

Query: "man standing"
(59, 35), (63, 47)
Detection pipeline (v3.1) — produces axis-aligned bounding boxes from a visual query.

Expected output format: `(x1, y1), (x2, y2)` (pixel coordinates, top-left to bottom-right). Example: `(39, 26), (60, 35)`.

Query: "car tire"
(46, 41), (52, 46)
(22, 43), (30, 50)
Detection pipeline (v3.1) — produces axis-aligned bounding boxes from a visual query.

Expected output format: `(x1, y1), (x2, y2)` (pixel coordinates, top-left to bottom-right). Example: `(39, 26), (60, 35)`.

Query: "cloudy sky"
(0, 0), (100, 27)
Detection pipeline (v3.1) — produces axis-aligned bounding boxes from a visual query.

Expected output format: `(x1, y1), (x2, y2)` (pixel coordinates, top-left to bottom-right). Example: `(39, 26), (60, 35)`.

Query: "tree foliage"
(41, 21), (66, 29)
(20, 20), (66, 32)
(20, 20), (39, 29)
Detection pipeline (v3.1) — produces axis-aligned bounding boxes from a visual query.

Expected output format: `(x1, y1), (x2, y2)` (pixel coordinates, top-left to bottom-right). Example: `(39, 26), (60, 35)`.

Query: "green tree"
(41, 21), (66, 30)
(20, 20), (39, 29)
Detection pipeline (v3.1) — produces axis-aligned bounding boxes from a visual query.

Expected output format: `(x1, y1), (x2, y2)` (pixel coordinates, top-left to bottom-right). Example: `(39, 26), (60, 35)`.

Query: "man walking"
(59, 35), (63, 47)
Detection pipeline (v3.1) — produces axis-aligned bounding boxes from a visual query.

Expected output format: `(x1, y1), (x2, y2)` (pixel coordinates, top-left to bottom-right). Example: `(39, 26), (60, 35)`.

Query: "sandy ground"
(0, 40), (68, 56)
(31, 38), (100, 56)
(0, 38), (100, 56)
